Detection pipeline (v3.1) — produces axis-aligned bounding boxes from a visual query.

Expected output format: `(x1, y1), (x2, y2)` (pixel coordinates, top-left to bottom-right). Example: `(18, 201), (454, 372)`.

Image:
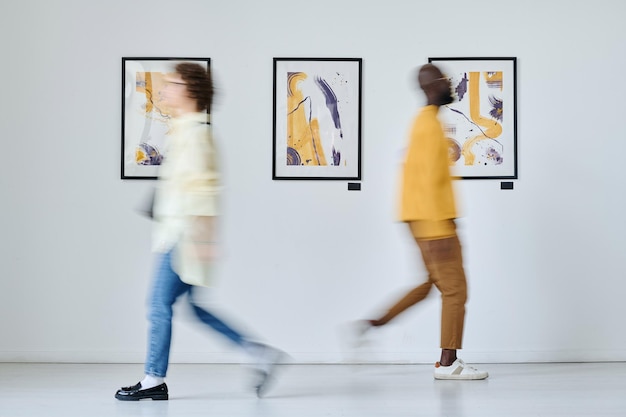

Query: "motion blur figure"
(357, 63), (488, 380)
(115, 63), (285, 401)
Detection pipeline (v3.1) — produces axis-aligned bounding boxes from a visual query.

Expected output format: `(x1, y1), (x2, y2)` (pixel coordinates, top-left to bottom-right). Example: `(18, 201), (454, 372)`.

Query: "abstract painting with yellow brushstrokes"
(122, 58), (210, 179)
(273, 58), (362, 180)
(430, 57), (517, 179)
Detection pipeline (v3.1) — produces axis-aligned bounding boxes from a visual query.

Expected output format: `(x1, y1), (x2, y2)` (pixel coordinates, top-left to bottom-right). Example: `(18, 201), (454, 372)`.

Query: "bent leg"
(373, 281), (434, 326)
(187, 287), (246, 347)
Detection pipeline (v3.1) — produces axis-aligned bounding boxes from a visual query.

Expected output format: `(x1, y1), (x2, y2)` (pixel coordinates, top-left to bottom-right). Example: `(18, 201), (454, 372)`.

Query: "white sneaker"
(433, 359), (489, 380)
(248, 344), (288, 397)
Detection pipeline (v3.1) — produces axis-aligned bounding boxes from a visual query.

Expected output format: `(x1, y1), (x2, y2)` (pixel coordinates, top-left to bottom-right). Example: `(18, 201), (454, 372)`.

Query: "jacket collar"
(173, 111), (209, 125)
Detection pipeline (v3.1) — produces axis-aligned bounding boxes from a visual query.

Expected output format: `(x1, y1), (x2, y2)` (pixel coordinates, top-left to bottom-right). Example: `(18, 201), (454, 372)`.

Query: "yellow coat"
(399, 105), (457, 222)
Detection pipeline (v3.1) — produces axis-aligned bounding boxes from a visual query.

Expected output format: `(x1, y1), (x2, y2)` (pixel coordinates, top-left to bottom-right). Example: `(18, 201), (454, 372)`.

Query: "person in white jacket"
(115, 62), (284, 401)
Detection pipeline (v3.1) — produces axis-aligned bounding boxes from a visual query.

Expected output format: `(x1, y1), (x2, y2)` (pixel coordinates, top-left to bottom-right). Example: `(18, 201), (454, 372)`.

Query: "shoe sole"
(115, 393), (169, 401)
(434, 373), (489, 380)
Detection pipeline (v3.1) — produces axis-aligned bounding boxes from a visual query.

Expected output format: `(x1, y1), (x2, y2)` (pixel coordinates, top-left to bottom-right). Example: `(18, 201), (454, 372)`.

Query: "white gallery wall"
(1, 0), (625, 364)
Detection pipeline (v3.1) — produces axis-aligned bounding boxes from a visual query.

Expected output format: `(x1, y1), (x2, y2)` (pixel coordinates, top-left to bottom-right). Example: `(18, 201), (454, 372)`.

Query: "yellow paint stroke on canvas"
(135, 148), (146, 164)
(462, 72), (502, 165)
(135, 72), (153, 113)
(135, 72), (175, 121)
(287, 72), (327, 166)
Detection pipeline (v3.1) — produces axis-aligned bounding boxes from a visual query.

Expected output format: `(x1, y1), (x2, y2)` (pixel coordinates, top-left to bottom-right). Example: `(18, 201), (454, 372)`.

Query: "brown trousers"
(376, 222), (467, 349)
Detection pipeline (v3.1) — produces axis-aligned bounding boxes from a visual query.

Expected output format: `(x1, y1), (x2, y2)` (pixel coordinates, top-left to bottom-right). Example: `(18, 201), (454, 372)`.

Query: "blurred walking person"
(115, 62), (285, 401)
(356, 63), (488, 380)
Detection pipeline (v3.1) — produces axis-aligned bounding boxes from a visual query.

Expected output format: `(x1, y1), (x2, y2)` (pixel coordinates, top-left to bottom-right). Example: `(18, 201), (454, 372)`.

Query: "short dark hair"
(175, 62), (213, 112)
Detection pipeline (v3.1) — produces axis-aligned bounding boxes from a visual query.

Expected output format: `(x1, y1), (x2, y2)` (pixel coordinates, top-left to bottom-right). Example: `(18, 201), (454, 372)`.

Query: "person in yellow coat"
(358, 63), (488, 380)
(115, 63), (284, 401)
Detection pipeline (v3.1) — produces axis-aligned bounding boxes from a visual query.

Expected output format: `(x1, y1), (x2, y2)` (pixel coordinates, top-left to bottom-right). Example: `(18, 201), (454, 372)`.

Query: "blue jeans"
(145, 250), (247, 377)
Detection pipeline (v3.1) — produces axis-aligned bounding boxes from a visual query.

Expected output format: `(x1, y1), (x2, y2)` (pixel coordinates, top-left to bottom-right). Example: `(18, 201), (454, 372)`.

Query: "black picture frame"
(121, 57), (211, 179)
(272, 58), (362, 180)
(428, 57), (518, 179)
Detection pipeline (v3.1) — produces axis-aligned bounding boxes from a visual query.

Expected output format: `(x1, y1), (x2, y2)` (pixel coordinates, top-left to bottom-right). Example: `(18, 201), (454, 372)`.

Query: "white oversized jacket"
(152, 112), (220, 286)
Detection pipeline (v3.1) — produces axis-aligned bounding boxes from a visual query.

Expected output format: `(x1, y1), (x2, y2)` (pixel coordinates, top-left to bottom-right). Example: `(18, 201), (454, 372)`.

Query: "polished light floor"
(1, 362), (625, 416)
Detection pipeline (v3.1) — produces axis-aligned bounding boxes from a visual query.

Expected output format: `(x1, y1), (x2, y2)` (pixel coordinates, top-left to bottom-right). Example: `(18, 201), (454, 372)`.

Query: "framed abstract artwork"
(428, 57), (517, 179)
(121, 57), (210, 179)
(273, 58), (362, 180)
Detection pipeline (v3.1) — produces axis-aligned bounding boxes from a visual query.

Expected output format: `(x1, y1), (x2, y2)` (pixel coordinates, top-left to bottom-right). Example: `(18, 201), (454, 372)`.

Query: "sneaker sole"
(434, 373), (489, 380)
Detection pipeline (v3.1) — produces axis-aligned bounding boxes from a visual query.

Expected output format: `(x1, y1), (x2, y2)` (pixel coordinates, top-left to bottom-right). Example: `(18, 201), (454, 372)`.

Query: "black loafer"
(115, 382), (168, 401)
